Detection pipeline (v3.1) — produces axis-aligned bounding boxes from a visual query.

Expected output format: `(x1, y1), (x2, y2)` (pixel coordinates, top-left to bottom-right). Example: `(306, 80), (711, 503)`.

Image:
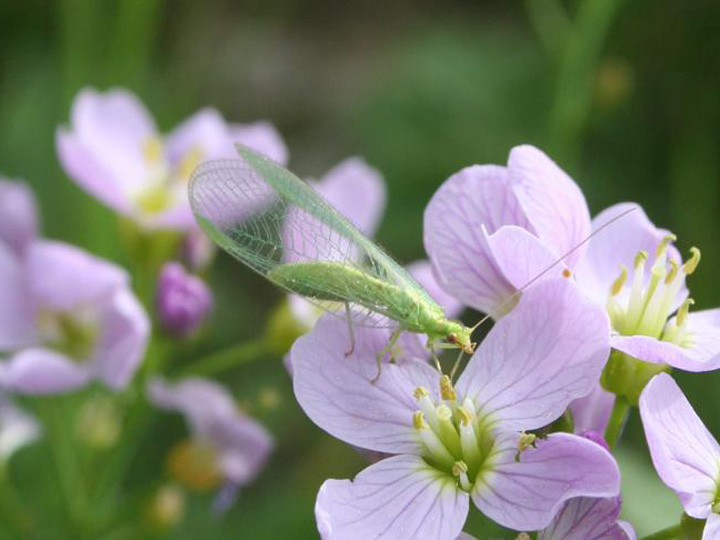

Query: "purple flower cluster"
(287, 145), (720, 538)
(2, 84), (718, 538)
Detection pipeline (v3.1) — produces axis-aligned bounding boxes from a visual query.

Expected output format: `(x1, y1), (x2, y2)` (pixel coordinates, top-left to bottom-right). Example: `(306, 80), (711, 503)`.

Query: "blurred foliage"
(1, 0), (720, 538)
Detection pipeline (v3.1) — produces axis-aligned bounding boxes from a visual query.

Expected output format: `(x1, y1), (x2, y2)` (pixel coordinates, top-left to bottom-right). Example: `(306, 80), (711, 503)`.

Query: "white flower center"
(606, 234), (700, 347)
(135, 137), (204, 215)
(412, 376), (496, 492)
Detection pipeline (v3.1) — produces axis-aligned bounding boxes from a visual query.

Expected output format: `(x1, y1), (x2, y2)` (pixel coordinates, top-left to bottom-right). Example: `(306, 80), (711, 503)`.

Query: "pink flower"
(0, 239), (149, 394)
(156, 262), (212, 337)
(639, 373), (720, 538)
(293, 277), (618, 538)
(0, 178), (38, 256)
(147, 377), (273, 512)
(425, 145), (720, 373)
(56, 88), (287, 230)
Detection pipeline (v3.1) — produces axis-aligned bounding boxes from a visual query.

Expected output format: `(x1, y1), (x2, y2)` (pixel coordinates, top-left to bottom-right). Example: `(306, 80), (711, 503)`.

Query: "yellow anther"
(562, 268), (572, 279)
(611, 265), (628, 296)
(634, 250), (648, 268)
(655, 234), (676, 258)
(677, 298), (694, 328)
(517, 432), (536, 452)
(683, 247), (701, 275)
(143, 137), (164, 164)
(457, 406), (473, 427)
(452, 461), (468, 477)
(665, 260), (679, 285)
(413, 411), (428, 430)
(414, 386), (429, 400)
(440, 375), (456, 401)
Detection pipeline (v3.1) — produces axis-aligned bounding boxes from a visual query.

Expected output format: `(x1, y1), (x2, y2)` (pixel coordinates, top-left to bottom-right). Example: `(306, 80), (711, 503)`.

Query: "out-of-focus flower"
(538, 432), (636, 540)
(425, 145), (720, 403)
(294, 278), (618, 537)
(146, 484), (186, 530)
(0, 393), (41, 461)
(75, 394), (122, 449)
(180, 228), (215, 273)
(56, 88), (287, 230)
(156, 262), (212, 338)
(0, 240), (149, 394)
(640, 373), (720, 539)
(0, 178), (38, 256)
(147, 377), (273, 512)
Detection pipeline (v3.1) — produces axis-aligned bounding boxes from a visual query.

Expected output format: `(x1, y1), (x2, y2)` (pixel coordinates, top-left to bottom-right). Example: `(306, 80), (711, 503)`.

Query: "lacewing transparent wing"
(188, 144), (440, 327)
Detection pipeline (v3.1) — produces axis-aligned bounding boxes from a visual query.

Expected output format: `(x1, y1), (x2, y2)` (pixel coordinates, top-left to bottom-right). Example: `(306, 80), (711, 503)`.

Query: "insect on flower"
(189, 145), (633, 380)
(188, 145), (476, 373)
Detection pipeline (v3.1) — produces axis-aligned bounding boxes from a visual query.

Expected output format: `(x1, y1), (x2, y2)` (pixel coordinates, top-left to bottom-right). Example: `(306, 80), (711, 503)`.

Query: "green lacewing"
(188, 144), (635, 365)
(188, 144), (475, 356)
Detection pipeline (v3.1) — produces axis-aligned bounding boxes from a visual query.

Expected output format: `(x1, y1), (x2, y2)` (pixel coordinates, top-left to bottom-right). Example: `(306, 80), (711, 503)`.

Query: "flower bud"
(180, 228), (215, 272)
(156, 262), (212, 337)
(0, 179), (38, 255)
(146, 484), (185, 530)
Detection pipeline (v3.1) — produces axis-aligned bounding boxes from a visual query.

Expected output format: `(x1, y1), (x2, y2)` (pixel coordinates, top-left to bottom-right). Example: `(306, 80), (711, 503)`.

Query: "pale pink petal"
(0, 394), (42, 460)
(407, 260), (463, 319)
(570, 383), (615, 434)
(538, 496), (633, 540)
(292, 315), (441, 454)
(612, 310), (720, 372)
(619, 521), (637, 540)
(424, 165), (528, 315)
(27, 241), (127, 310)
(485, 225), (568, 290)
(703, 513), (720, 540)
(456, 278), (610, 430)
(230, 121), (288, 165)
(639, 373), (719, 519)
(315, 454), (469, 540)
(70, 88), (156, 193)
(94, 289), (149, 389)
(0, 179), (38, 254)
(474, 433), (620, 531)
(311, 158), (386, 239)
(574, 203), (683, 307)
(55, 130), (133, 216)
(165, 108), (230, 164)
(507, 145), (591, 267)
(0, 243), (36, 349)
(0, 348), (91, 394)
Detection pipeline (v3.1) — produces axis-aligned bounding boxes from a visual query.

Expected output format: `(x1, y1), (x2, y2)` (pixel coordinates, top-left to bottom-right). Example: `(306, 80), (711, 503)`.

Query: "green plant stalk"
(604, 395), (630, 449)
(640, 523), (685, 540)
(180, 338), (271, 378)
(547, 0), (625, 162)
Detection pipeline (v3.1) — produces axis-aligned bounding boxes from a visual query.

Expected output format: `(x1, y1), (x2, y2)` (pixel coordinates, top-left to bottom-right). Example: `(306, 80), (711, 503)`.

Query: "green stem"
(640, 523), (685, 540)
(524, 0), (571, 60)
(604, 396), (630, 448)
(547, 0), (624, 162)
(180, 339), (270, 378)
(0, 467), (32, 537)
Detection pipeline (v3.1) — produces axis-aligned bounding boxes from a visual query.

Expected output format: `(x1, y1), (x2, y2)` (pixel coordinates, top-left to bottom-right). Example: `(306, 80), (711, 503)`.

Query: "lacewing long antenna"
(469, 205), (638, 333)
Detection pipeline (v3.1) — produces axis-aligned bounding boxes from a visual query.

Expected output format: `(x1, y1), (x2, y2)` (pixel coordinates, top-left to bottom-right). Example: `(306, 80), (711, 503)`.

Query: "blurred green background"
(1, 0), (719, 538)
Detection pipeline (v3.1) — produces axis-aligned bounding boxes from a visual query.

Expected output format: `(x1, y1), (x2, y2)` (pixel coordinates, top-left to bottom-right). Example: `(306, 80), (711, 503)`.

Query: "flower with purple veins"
(538, 432), (635, 540)
(147, 377), (273, 513)
(639, 373), (720, 538)
(0, 239), (149, 394)
(156, 262), (212, 338)
(0, 178), (38, 256)
(425, 145), (720, 399)
(293, 277), (619, 538)
(56, 87), (287, 230)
